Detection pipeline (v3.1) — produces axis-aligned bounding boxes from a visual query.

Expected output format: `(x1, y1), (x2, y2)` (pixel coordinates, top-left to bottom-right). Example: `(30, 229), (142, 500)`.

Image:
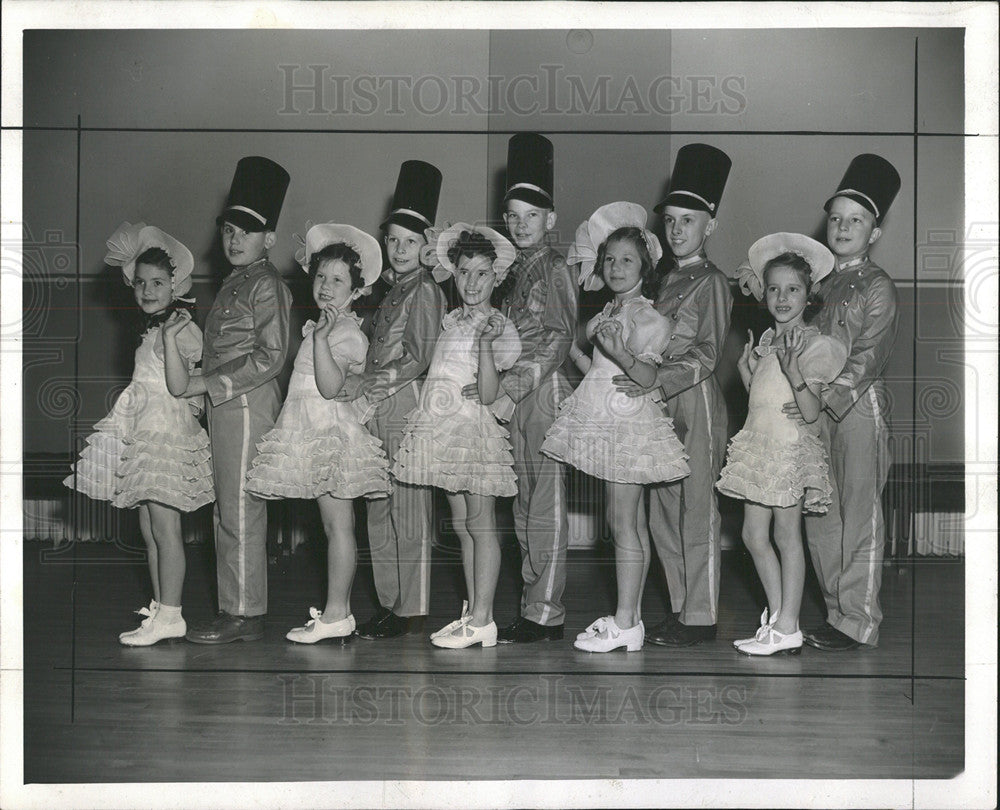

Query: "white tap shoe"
(430, 600), (472, 640)
(286, 608), (355, 644)
(431, 620), (497, 649)
(573, 616), (644, 653)
(119, 612), (186, 647)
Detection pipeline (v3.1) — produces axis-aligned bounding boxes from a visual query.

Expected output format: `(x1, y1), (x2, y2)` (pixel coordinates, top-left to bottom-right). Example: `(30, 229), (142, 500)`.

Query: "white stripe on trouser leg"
(418, 499), (428, 615)
(860, 388), (881, 643)
(238, 395), (250, 615)
(537, 462), (562, 626)
(539, 375), (564, 626)
(701, 383), (717, 622)
(412, 380), (429, 615)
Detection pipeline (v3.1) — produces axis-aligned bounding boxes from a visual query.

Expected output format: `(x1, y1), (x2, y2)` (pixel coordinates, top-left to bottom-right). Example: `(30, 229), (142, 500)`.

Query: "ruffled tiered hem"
(114, 429), (214, 510)
(64, 428), (215, 512)
(393, 408), (517, 497)
(716, 428), (832, 513)
(246, 426), (391, 501)
(62, 430), (126, 503)
(541, 403), (690, 485)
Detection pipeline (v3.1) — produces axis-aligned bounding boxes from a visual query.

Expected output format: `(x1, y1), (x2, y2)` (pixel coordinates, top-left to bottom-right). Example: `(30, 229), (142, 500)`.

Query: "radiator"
(24, 496), (214, 546)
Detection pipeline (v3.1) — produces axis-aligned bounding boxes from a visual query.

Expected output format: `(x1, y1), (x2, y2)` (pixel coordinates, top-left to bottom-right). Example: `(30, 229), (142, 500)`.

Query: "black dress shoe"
(185, 611), (265, 644)
(355, 607), (392, 639)
(496, 616), (564, 643)
(643, 614), (680, 642)
(803, 623), (859, 651)
(357, 610), (425, 639)
(644, 621), (716, 647)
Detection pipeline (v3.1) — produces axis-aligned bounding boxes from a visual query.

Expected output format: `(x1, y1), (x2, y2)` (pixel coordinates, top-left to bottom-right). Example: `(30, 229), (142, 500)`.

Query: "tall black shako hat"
(381, 160), (443, 235)
(654, 143), (732, 216)
(503, 133), (555, 209)
(216, 156), (290, 233)
(824, 154), (901, 226)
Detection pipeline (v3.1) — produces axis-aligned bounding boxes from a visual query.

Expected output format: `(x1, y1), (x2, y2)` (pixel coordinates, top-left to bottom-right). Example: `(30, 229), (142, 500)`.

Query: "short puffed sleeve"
(626, 304), (672, 365)
(800, 333), (849, 385)
(326, 320), (370, 376)
(175, 320), (204, 368)
(491, 314), (522, 372)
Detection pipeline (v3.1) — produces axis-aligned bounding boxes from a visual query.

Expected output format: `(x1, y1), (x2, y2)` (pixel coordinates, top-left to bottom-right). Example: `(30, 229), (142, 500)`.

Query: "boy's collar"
(835, 254), (869, 272)
(516, 242), (548, 259)
(384, 266), (424, 286)
(229, 256), (269, 275)
(676, 251), (707, 268)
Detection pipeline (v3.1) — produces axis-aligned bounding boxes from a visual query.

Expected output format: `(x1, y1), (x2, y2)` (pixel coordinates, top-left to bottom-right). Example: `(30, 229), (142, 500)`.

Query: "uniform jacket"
(493, 244), (577, 419)
(812, 255), (899, 420)
(202, 258), (292, 407)
(364, 268), (447, 404)
(651, 254), (732, 400)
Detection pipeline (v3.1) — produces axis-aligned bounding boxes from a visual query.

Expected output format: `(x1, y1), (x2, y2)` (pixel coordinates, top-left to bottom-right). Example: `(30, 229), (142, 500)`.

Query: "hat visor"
(216, 209), (270, 233)
(653, 192), (713, 215)
(380, 212), (431, 237)
(503, 188), (554, 210)
(823, 192), (879, 222)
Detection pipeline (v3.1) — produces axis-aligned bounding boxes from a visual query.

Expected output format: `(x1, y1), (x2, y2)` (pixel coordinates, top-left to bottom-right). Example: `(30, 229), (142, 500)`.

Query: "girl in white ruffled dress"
(244, 224), (391, 644)
(64, 223), (214, 645)
(541, 203), (690, 654)
(393, 224), (521, 649)
(717, 233), (848, 656)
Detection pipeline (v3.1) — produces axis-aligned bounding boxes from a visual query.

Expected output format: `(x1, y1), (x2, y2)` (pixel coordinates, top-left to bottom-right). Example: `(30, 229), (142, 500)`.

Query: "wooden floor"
(21, 530), (964, 783)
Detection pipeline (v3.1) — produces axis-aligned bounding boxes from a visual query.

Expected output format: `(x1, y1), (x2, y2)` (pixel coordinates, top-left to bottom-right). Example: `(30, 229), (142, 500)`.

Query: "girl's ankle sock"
(157, 604), (182, 622)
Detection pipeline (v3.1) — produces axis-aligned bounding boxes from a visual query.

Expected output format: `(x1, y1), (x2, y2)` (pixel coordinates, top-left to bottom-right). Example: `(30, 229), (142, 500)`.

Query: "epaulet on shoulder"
(867, 261), (892, 279)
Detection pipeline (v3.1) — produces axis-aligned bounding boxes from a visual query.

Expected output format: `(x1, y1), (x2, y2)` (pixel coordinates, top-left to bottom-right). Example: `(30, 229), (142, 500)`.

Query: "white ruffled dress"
(392, 308), (521, 497)
(716, 326), (848, 513)
(541, 297), (690, 485)
(63, 323), (214, 511)
(245, 313), (390, 500)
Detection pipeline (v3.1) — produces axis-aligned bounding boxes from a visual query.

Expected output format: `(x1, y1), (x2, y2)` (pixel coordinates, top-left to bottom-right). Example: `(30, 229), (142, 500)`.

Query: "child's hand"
(612, 374), (654, 398)
(477, 313), (505, 343)
(777, 327), (805, 379)
(334, 373), (363, 401)
(161, 309), (191, 340)
(187, 397), (204, 420)
(315, 305), (339, 339)
(594, 318), (626, 360)
(782, 400), (807, 425)
(462, 381), (481, 402)
(737, 329), (758, 377)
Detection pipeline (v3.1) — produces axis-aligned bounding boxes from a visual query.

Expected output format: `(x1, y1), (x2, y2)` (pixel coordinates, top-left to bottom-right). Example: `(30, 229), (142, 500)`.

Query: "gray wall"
(23, 28), (965, 467)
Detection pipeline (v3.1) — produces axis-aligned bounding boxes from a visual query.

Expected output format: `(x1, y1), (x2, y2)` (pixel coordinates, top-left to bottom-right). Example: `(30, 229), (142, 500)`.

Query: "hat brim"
(653, 192), (715, 215)
(823, 192), (880, 223)
(435, 222), (517, 283)
(216, 209), (270, 233)
(301, 223), (383, 287)
(748, 232), (834, 286)
(380, 212), (432, 236)
(503, 188), (554, 210)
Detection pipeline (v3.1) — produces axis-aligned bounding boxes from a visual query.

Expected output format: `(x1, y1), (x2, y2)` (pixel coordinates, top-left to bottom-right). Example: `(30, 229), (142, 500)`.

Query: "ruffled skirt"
(245, 414), (390, 501)
(64, 416), (214, 512)
(540, 392), (690, 485)
(393, 404), (517, 497)
(716, 428), (832, 513)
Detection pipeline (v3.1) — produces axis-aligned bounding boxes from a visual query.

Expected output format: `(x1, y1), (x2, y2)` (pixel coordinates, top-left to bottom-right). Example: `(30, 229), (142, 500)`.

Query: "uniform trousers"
(510, 374), (569, 627)
(648, 378), (727, 626)
(206, 381), (282, 617)
(367, 383), (434, 617)
(805, 384), (890, 645)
